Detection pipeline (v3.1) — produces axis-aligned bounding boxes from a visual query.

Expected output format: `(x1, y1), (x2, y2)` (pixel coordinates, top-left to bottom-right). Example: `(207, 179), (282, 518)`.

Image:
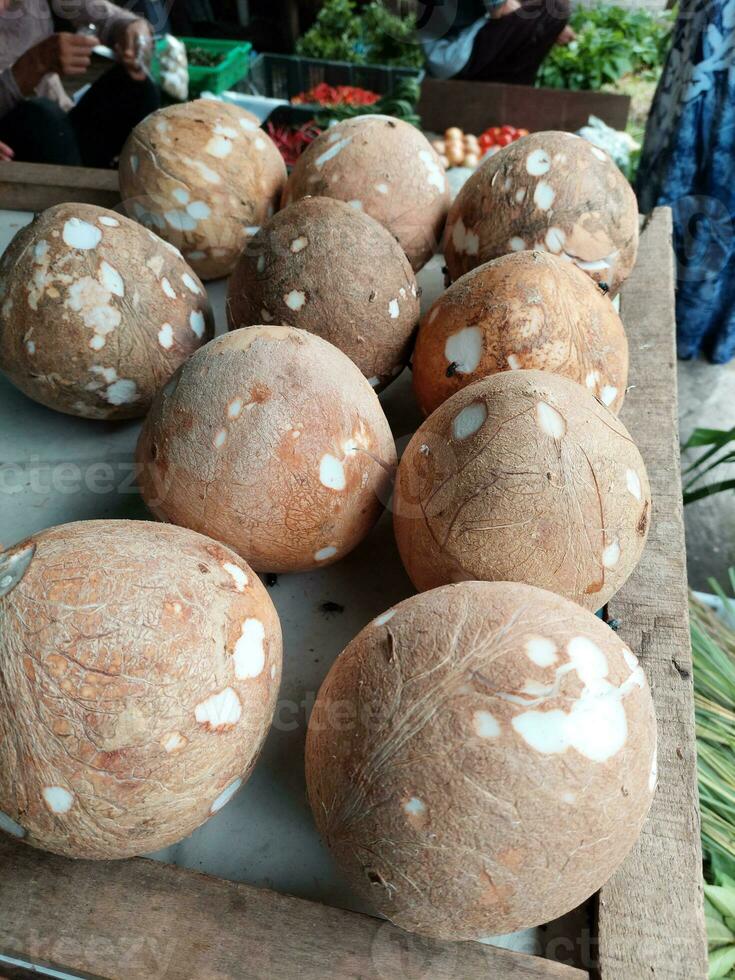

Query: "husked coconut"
(0, 203), (213, 420)
(306, 581), (657, 940)
(119, 99), (286, 280)
(0, 520), (282, 860)
(393, 370), (650, 609)
(283, 115), (450, 271)
(227, 197), (420, 389)
(136, 327), (397, 573)
(413, 250), (629, 416)
(444, 131), (639, 294)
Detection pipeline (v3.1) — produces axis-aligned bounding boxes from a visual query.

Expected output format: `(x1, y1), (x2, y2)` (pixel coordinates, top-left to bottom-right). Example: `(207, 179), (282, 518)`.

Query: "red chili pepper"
(291, 84), (380, 107)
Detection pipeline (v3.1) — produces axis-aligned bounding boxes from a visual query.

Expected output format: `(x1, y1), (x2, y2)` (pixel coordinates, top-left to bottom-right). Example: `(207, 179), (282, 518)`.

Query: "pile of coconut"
(0, 116), (660, 946)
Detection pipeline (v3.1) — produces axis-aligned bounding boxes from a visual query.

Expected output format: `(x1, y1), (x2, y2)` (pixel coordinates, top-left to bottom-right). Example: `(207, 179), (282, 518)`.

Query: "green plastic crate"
(153, 37), (252, 98)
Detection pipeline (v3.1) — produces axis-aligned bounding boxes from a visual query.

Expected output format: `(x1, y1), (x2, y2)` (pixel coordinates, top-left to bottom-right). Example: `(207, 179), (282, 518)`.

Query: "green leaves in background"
(538, 4), (675, 91)
(296, 0), (425, 69)
(683, 426), (735, 505)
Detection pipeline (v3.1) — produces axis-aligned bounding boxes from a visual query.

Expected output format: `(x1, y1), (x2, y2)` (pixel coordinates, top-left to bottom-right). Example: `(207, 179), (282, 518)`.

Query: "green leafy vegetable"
(682, 427), (735, 505)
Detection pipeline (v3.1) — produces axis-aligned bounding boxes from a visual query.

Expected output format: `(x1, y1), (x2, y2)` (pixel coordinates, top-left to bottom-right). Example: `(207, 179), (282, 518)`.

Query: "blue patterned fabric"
(637, 0), (735, 362)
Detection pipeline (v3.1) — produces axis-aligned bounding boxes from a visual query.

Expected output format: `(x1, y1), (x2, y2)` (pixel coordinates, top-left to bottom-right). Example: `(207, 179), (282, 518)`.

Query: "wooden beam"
(597, 207), (708, 978)
(0, 839), (587, 980)
(0, 162), (119, 213)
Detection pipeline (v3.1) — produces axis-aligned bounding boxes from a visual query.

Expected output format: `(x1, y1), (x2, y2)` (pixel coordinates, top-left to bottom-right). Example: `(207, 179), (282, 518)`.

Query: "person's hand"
(0, 141), (14, 162)
(114, 20), (153, 81)
(12, 33), (98, 95)
(556, 25), (577, 45)
(491, 0), (521, 17)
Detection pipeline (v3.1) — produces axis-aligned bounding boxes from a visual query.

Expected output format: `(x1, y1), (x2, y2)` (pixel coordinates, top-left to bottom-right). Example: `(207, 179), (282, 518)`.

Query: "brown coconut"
(413, 250), (629, 416)
(136, 326), (397, 573)
(227, 196), (420, 389)
(306, 580), (657, 940)
(444, 131), (639, 294)
(283, 115), (450, 271)
(393, 370), (651, 608)
(0, 203), (213, 420)
(0, 520), (282, 860)
(119, 99), (287, 280)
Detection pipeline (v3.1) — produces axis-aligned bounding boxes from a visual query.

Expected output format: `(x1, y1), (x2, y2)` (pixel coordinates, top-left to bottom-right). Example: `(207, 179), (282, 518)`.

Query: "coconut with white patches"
(0, 203), (212, 420)
(227, 198), (419, 389)
(136, 327), (397, 573)
(412, 251), (629, 416)
(0, 520), (281, 859)
(444, 131), (639, 294)
(393, 370), (651, 609)
(283, 116), (450, 271)
(119, 100), (286, 280)
(306, 581), (656, 939)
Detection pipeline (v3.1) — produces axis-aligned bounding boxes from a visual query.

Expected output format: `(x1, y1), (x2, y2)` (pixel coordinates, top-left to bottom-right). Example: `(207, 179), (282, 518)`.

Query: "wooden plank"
(0, 839), (587, 980)
(597, 207), (708, 978)
(418, 79), (630, 135)
(0, 163), (119, 213)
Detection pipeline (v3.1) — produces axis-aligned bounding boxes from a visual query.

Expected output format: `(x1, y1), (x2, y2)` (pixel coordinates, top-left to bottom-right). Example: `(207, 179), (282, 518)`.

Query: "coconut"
(227, 197), (420, 389)
(306, 580), (657, 940)
(283, 115), (450, 271)
(412, 250), (629, 416)
(0, 520), (282, 860)
(393, 370), (650, 609)
(0, 203), (213, 420)
(119, 99), (287, 280)
(444, 131), (639, 294)
(136, 327), (397, 573)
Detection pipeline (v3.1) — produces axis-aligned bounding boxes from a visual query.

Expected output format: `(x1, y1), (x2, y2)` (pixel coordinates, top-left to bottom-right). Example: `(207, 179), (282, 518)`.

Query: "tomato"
(501, 124), (516, 135)
(479, 134), (493, 148)
(496, 133), (513, 147)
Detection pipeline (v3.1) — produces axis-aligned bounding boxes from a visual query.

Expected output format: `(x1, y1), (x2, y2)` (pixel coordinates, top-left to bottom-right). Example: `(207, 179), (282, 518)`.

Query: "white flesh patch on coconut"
(285, 290), (306, 311)
(239, 117), (258, 131)
(315, 546), (337, 562)
(165, 210), (197, 232)
(545, 227), (565, 252)
(190, 310), (205, 337)
(228, 398), (243, 419)
(234, 619), (266, 679)
(181, 273), (201, 295)
(375, 182), (389, 194)
(188, 250), (207, 261)
(591, 145), (607, 161)
(347, 200), (363, 210)
(158, 323), (174, 349)
(507, 353), (521, 370)
(473, 710), (500, 738)
(585, 370), (600, 390)
(172, 187), (190, 205)
(164, 732), (187, 753)
(245, 226), (260, 237)
(445, 326), (483, 374)
(418, 149), (447, 192)
(63, 218), (101, 250)
(161, 277), (176, 299)
(533, 181), (555, 211)
(319, 454), (346, 491)
(510, 635), (646, 762)
(291, 237), (308, 253)
(510, 237), (526, 251)
(99, 261), (124, 297)
(649, 743), (658, 792)
(26, 340), (35, 355)
(210, 777), (243, 814)
(451, 218), (479, 256)
(254, 137), (266, 151)
(526, 148), (551, 176)
(374, 609), (395, 627)
(536, 401), (566, 439)
(571, 252), (618, 273)
(99, 216), (119, 228)
(602, 539), (621, 568)
(147, 254), (165, 277)
(452, 402), (487, 441)
(0, 811), (26, 837)
(188, 201), (211, 220)
(223, 561), (248, 592)
(189, 159), (221, 184)
(403, 796), (426, 816)
(388, 299), (400, 319)
(42, 786), (74, 814)
(368, 376), (380, 387)
(600, 385), (618, 407)
(626, 468), (642, 501)
(195, 687), (242, 730)
(525, 636), (558, 666)
(205, 135), (232, 158)
(67, 277), (121, 339)
(214, 429), (227, 448)
(106, 379), (138, 405)
(214, 123), (238, 139)
(315, 137), (352, 168)
(257, 254), (266, 273)
(515, 188), (526, 203)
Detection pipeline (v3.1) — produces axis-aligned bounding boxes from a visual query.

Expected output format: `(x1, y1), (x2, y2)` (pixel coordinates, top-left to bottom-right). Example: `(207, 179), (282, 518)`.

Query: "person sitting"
(0, 0), (159, 168)
(420, 0), (575, 85)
